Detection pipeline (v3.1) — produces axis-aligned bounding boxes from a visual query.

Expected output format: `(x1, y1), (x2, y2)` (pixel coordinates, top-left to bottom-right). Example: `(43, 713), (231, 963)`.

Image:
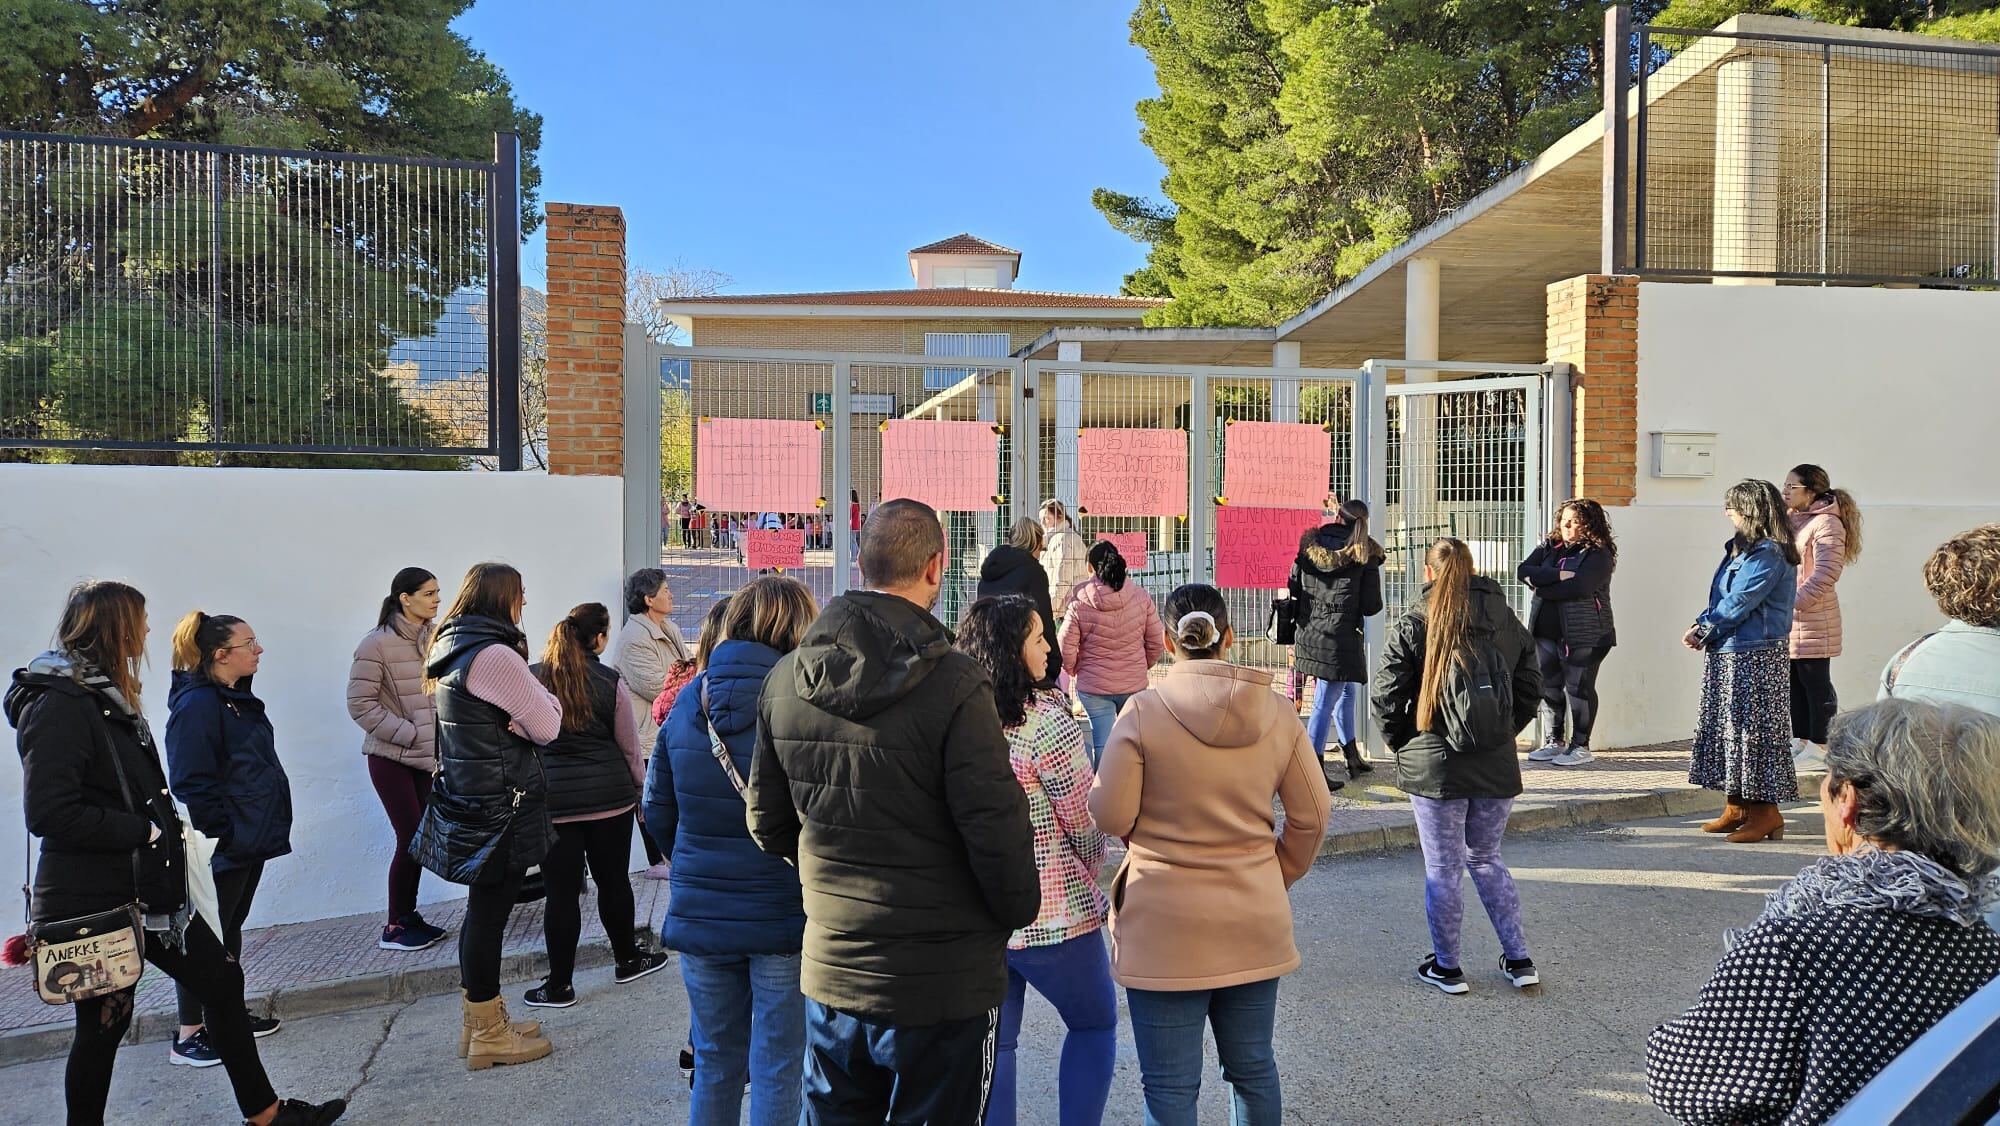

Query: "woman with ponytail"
(346, 567), (446, 953)
(1372, 539), (1541, 996)
(165, 609), (293, 1063)
(1289, 497), (1387, 786)
(1783, 464), (1862, 772)
(1059, 541), (1166, 766)
(523, 603), (668, 1009)
(1088, 584), (1330, 1124)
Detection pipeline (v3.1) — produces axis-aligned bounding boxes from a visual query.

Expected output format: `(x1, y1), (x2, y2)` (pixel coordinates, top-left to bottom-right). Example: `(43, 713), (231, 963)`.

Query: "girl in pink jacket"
(1784, 463), (1862, 771)
(1059, 541), (1166, 766)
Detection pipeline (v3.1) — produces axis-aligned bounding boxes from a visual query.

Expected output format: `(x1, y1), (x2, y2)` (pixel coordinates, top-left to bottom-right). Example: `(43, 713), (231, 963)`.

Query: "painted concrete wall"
(0, 464), (625, 928)
(1589, 283), (2000, 749)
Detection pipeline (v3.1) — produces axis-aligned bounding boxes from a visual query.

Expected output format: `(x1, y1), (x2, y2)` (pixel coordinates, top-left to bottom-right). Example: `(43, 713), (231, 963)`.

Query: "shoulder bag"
(1266, 597), (1297, 645)
(700, 679), (750, 799)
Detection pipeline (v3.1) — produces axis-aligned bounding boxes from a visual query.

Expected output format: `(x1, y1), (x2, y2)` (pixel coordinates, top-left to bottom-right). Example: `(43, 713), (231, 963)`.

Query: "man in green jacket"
(748, 498), (1039, 1123)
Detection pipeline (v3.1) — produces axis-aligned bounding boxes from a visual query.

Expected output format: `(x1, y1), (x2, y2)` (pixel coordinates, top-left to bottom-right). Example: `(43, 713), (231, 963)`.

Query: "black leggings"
(460, 864), (525, 1004)
(541, 812), (640, 987)
(636, 818), (666, 866)
(178, 859), (262, 1025)
(71, 919), (276, 1124)
(1536, 640), (1609, 746)
(1790, 657), (1838, 744)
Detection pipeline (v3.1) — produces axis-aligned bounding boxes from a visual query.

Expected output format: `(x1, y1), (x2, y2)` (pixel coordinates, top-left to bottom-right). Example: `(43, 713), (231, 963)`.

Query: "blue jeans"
(1125, 978), (1282, 1126)
(990, 932), (1117, 1126)
(1409, 796), (1529, 968)
(1078, 692), (1134, 767)
(1304, 679), (1362, 754)
(679, 951), (805, 1126)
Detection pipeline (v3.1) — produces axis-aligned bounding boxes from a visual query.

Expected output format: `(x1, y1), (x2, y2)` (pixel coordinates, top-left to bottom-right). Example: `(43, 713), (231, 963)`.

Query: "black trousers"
(1790, 657), (1838, 744)
(541, 811), (640, 987)
(70, 919), (276, 1124)
(459, 864), (526, 1003)
(1536, 640), (1609, 746)
(802, 999), (998, 1125)
(177, 859), (263, 1025)
(636, 818), (666, 866)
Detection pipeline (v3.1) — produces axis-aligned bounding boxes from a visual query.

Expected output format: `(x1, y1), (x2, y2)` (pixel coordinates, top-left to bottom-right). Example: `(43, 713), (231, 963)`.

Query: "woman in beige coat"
(1783, 464), (1861, 772)
(1088, 583), (1331, 1126)
(606, 567), (689, 879)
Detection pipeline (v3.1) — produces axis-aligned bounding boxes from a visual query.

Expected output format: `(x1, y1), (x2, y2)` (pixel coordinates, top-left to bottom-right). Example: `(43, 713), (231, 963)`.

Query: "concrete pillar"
(1054, 341), (1082, 515)
(1271, 341), (1301, 424)
(1404, 257), (1440, 382)
(1713, 56), (1780, 285)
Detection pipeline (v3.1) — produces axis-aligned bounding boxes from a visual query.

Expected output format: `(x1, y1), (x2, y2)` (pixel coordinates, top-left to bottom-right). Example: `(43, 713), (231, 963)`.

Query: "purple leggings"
(367, 755), (432, 924)
(1410, 796), (1529, 968)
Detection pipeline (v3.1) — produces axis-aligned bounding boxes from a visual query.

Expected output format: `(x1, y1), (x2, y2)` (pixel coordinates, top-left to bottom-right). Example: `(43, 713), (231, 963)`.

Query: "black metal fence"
(1631, 24), (2000, 287)
(0, 130), (521, 465)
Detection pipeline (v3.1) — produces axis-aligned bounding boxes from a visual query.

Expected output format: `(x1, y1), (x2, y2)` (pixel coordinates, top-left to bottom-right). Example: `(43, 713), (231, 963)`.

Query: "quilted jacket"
(1788, 500), (1847, 660)
(346, 615), (437, 771)
(1058, 578), (1166, 697)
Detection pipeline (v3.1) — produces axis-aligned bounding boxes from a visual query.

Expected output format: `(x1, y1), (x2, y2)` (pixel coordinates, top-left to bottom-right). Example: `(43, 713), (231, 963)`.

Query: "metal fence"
(1632, 23), (2000, 286)
(0, 130), (521, 463)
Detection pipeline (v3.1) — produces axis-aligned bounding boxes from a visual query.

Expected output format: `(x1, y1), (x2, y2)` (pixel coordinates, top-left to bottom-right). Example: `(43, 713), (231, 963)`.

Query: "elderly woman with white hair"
(1648, 698), (2000, 1126)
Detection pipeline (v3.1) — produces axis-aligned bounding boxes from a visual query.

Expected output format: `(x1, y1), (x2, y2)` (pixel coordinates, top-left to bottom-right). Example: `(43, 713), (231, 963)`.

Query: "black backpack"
(1437, 627), (1517, 753)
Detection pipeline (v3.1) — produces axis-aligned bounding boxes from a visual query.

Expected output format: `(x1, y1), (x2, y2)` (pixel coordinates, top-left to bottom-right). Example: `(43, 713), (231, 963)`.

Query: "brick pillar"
(544, 203), (626, 476)
(1546, 275), (1638, 504)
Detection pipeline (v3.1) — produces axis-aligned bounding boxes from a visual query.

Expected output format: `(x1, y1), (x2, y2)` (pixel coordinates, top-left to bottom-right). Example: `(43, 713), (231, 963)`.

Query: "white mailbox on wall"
(1652, 431), (1717, 478)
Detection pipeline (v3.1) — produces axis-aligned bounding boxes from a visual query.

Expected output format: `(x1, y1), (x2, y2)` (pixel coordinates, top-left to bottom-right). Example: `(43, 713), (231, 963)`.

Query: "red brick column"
(544, 203), (625, 476)
(1546, 275), (1638, 504)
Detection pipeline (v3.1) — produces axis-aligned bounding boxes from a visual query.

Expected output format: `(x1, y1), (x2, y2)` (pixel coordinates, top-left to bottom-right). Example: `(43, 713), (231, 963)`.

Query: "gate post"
(1188, 368), (1212, 585)
(622, 327), (662, 584)
(1010, 362), (1034, 524)
(832, 360), (853, 590)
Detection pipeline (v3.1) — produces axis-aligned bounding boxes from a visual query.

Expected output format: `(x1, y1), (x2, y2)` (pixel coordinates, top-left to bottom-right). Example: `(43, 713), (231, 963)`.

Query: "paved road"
(0, 810), (1827, 1125)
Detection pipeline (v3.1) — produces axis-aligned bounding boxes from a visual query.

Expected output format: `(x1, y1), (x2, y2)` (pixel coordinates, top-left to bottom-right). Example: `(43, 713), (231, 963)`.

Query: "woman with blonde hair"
(1782, 464), (1862, 772)
(978, 517), (1062, 685)
(1040, 499), (1092, 617)
(1373, 538), (1542, 995)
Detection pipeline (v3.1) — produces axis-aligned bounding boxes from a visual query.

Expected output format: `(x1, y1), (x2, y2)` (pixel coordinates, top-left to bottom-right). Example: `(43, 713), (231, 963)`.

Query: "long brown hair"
(537, 603), (611, 734)
(1790, 463), (1863, 563)
(1335, 499), (1385, 565)
(56, 581), (149, 708)
(170, 611), (246, 682)
(1726, 480), (1802, 566)
(1416, 538), (1475, 734)
(442, 562), (525, 627)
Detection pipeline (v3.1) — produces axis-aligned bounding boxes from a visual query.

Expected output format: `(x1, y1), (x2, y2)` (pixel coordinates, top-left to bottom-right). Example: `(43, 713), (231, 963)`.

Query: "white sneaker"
(1551, 747), (1596, 766)
(1793, 742), (1827, 772)
(1527, 740), (1565, 762)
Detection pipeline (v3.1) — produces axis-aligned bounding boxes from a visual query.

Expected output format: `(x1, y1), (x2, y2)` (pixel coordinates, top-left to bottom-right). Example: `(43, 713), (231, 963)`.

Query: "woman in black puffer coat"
(1289, 499), (1385, 783)
(1517, 498), (1617, 766)
(978, 518), (1061, 686)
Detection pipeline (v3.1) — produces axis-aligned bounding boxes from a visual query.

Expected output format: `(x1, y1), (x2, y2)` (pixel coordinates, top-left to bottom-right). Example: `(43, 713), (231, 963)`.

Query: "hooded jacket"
(165, 670), (294, 872)
(976, 544), (1061, 685)
(1788, 499), (1847, 660)
(8, 654), (187, 922)
(746, 590), (1038, 1025)
(1058, 578), (1166, 697)
(1041, 523), (1092, 615)
(1288, 523), (1385, 684)
(648, 639), (805, 956)
(419, 615), (552, 884)
(1371, 576), (1540, 800)
(1086, 660), (1330, 990)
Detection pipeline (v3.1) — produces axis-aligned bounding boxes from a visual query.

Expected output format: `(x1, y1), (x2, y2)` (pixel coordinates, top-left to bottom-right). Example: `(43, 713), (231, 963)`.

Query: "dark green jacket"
(747, 591), (1038, 1025)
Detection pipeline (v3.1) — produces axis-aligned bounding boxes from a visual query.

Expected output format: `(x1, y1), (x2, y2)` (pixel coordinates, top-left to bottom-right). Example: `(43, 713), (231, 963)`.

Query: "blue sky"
(451, 0), (1169, 296)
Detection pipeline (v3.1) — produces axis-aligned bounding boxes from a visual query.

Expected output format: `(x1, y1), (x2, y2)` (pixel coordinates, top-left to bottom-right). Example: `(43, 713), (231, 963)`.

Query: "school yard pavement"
(0, 809), (1830, 1125)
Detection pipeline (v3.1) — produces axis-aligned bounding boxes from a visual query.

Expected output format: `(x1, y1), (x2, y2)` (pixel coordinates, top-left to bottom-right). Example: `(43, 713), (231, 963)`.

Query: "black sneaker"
(1501, 955), (1540, 988)
(403, 912), (449, 945)
(614, 949), (670, 984)
(680, 1043), (695, 1088)
(169, 1027), (223, 1067)
(1415, 955), (1469, 995)
(377, 921), (440, 952)
(523, 980), (577, 1008)
(246, 1010), (282, 1038)
(260, 1097), (347, 1125)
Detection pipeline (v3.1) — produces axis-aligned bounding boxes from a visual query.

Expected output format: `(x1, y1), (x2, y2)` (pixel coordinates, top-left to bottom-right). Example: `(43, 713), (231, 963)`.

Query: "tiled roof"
(907, 234), (1022, 257)
(664, 287), (1163, 309)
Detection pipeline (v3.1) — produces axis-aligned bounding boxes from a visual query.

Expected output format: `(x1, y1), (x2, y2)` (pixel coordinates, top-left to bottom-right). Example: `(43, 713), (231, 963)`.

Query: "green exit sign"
(810, 392), (833, 413)
(807, 393), (896, 416)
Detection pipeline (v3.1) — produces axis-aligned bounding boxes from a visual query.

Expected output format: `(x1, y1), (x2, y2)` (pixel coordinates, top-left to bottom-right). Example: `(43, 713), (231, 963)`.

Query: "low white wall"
(1589, 283), (2000, 749)
(0, 464), (624, 929)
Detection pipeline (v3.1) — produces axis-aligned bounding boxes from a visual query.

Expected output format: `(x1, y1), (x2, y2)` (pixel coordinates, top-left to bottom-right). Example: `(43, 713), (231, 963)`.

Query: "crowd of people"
(667, 495), (859, 555)
(9, 461), (2000, 1125)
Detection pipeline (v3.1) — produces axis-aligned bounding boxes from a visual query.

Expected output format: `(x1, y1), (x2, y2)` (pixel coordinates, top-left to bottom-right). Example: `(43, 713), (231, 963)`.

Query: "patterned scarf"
(1727, 847), (2000, 951)
(25, 649), (155, 747)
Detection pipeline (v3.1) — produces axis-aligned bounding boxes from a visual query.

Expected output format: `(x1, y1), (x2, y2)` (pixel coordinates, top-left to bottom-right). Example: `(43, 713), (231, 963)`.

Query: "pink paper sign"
(880, 420), (1000, 511)
(696, 418), (823, 513)
(1222, 421), (1332, 510)
(745, 529), (806, 570)
(1214, 506), (1323, 589)
(1077, 429), (1187, 517)
(1095, 532), (1148, 572)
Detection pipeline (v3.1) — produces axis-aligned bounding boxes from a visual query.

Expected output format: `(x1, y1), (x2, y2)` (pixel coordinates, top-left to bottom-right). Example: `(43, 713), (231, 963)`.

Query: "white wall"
(0, 464), (624, 928)
(1590, 283), (2000, 749)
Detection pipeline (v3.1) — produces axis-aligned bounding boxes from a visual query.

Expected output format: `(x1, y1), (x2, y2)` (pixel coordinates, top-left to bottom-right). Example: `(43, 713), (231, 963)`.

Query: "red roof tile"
(664, 288), (1163, 309)
(907, 234), (1022, 257)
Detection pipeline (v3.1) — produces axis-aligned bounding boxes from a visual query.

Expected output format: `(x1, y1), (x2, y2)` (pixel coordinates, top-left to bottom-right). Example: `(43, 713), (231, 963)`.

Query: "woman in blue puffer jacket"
(646, 576), (815, 1126)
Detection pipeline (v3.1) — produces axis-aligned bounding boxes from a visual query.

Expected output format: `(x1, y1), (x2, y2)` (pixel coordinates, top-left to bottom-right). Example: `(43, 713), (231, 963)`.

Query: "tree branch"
(121, 54), (222, 136)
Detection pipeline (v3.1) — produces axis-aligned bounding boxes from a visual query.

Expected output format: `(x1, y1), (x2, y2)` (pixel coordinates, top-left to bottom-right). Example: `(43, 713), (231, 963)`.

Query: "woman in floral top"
(959, 595), (1116, 1126)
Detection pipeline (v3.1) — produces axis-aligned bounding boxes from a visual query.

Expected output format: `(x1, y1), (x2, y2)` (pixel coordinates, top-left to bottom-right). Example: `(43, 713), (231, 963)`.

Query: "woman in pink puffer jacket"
(1784, 463), (1862, 766)
(1059, 541), (1165, 765)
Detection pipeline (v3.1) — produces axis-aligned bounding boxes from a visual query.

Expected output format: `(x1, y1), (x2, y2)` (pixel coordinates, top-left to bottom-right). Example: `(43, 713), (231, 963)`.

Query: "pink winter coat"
(1058, 578), (1166, 696)
(1789, 499), (1847, 659)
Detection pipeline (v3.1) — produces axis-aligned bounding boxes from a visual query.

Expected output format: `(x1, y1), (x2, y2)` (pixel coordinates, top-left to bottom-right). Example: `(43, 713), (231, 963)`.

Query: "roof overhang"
(1014, 325), (1278, 364)
(661, 302), (1153, 336)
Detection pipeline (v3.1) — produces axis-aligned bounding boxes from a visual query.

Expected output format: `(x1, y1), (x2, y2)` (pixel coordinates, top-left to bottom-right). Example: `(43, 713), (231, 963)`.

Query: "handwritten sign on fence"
(1078, 428), (1187, 517)
(696, 418), (823, 513)
(745, 529), (807, 570)
(1095, 532), (1148, 572)
(1222, 421), (1331, 509)
(880, 420), (1000, 511)
(1214, 506), (1322, 589)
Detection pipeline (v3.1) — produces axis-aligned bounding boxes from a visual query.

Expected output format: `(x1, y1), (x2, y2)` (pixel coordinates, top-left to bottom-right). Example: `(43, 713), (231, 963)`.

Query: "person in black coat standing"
(1517, 499), (1618, 767)
(1289, 499), (1385, 785)
(977, 518), (1062, 686)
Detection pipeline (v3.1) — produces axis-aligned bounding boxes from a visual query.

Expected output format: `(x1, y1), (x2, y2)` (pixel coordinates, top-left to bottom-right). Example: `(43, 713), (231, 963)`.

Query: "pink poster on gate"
(745, 529), (806, 570)
(879, 420), (1000, 511)
(1077, 428), (1187, 517)
(1221, 421), (1332, 509)
(695, 418), (823, 513)
(1214, 506), (1323, 589)
(1095, 532), (1148, 572)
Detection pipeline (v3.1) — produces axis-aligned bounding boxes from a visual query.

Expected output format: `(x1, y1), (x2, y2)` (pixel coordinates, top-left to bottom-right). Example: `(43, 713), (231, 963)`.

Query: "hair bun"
(1175, 610), (1218, 649)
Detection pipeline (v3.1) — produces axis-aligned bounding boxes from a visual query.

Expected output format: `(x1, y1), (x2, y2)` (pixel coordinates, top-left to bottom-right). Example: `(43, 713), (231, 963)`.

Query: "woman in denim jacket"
(1682, 480), (1800, 844)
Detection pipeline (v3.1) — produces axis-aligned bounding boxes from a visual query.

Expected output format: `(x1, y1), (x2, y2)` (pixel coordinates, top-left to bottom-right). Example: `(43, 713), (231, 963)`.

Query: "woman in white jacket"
(1040, 500), (1092, 617)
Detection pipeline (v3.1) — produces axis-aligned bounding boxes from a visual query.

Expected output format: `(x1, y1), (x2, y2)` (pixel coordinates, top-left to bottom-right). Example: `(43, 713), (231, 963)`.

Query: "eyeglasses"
(220, 638), (259, 651)
(1782, 484), (1806, 493)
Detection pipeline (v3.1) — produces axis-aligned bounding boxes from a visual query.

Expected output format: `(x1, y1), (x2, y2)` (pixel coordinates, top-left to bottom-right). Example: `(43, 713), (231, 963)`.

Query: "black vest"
(529, 658), (636, 820)
(427, 615), (551, 881)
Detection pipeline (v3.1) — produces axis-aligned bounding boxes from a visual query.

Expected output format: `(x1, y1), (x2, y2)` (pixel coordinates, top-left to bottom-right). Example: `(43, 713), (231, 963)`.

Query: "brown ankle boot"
(1726, 801), (1787, 843)
(1701, 796), (1748, 834)
(462, 994), (551, 1071)
(458, 991), (541, 1059)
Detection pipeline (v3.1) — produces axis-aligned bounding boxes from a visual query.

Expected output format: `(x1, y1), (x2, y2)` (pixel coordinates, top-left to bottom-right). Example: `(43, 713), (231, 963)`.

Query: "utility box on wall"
(1652, 431), (1717, 478)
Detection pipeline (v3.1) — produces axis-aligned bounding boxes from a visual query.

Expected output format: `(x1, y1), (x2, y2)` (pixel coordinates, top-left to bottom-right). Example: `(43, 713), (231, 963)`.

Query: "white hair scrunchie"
(1176, 611), (1218, 646)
